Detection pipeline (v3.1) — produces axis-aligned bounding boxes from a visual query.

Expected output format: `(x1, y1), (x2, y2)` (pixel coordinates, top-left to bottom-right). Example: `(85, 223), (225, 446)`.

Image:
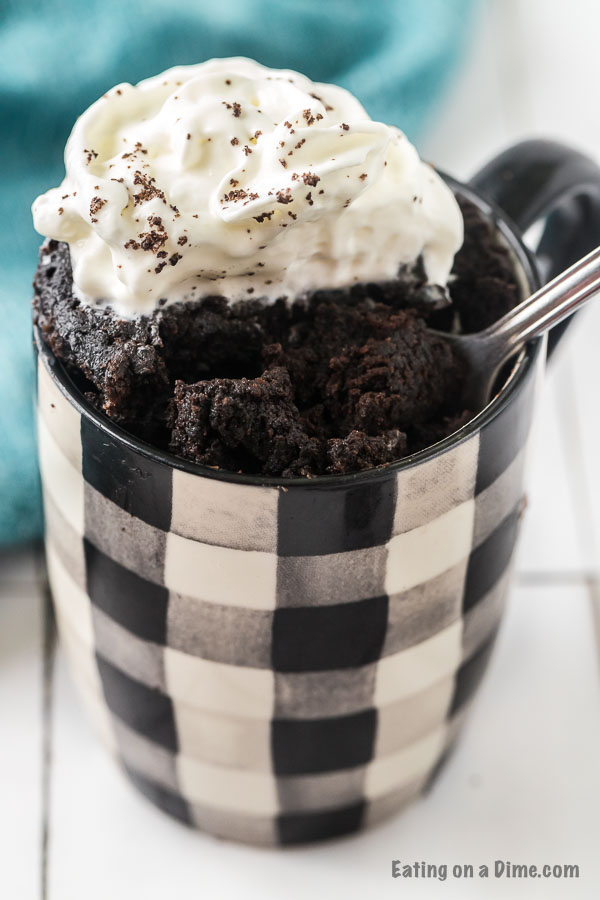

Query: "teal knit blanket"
(0, 0), (475, 545)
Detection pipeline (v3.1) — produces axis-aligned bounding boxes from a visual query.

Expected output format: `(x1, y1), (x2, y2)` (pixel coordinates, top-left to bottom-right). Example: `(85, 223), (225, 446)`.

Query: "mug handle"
(471, 139), (600, 356)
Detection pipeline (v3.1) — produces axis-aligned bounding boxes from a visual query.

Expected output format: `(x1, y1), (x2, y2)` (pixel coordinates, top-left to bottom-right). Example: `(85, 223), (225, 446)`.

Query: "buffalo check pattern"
(37, 345), (539, 845)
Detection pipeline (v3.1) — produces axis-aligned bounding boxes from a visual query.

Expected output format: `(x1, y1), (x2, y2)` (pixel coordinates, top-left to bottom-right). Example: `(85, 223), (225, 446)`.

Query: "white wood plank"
(46, 583), (600, 900)
(0, 554), (44, 900)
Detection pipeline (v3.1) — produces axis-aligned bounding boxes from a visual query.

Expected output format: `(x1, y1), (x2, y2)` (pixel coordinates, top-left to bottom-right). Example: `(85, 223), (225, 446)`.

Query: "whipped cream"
(32, 58), (463, 317)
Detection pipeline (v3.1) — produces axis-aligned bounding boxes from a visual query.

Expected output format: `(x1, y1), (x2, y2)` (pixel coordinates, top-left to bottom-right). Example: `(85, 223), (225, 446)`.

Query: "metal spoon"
(434, 245), (600, 412)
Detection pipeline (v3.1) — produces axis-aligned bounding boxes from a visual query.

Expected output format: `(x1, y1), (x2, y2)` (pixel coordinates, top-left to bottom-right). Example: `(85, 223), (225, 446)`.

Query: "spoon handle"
(480, 244), (600, 353)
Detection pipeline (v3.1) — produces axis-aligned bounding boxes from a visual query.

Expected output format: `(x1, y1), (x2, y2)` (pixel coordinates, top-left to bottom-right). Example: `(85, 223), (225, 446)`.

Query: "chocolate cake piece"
(326, 429), (407, 474)
(158, 294), (266, 384)
(169, 367), (321, 476)
(34, 240), (169, 432)
(323, 309), (464, 434)
(168, 303), (465, 476)
(450, 196), (520, 332)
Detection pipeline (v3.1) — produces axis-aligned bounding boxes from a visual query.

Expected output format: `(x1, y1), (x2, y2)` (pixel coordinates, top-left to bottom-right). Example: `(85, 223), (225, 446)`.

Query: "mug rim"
(35, 174), (543, 489)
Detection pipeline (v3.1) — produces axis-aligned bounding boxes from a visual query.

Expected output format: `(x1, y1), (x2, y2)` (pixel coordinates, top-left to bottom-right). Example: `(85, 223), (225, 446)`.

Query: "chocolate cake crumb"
(309, 92), (334, 111)
(133, 171), (165, 205)
(139, 229), (167, 253)
(223, 189), (249, 202)
(89, 197), (106, 222)
(303, 109), (316, 126)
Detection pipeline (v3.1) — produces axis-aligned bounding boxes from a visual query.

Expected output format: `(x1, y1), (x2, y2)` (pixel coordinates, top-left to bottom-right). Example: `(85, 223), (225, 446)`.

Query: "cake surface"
(34, 196), (519, 477)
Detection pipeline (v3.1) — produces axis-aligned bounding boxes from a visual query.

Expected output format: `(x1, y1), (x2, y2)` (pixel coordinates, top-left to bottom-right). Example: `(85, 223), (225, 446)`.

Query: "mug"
(35, 140), (600, 846)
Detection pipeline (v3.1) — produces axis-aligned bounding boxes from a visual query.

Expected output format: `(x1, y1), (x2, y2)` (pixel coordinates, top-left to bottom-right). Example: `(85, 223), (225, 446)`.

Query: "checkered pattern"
(37, 346), (539, 845)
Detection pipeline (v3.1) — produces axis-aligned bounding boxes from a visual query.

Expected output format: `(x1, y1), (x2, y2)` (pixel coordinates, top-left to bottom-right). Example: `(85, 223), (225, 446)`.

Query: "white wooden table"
(3, 2), (600, 897)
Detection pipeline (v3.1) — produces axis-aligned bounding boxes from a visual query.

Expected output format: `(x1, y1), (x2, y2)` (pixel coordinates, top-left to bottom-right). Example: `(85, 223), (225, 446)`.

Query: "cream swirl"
(32, 57), (463, 317)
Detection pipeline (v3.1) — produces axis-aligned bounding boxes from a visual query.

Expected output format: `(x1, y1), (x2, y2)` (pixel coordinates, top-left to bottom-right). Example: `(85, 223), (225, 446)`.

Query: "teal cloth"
(0, 0), (476, 546)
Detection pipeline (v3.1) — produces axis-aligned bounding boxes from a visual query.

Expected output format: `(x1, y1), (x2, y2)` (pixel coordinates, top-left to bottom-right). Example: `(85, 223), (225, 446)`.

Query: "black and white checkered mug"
(36, 141), (600, 845)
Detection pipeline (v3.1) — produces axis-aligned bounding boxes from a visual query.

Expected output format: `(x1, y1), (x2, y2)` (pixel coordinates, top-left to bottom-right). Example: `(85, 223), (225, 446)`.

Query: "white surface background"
(2, 1), (600, 897)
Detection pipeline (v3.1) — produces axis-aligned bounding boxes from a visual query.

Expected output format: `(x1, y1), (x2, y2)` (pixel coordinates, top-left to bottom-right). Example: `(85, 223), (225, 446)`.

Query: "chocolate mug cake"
(32, 60), (582, 847)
